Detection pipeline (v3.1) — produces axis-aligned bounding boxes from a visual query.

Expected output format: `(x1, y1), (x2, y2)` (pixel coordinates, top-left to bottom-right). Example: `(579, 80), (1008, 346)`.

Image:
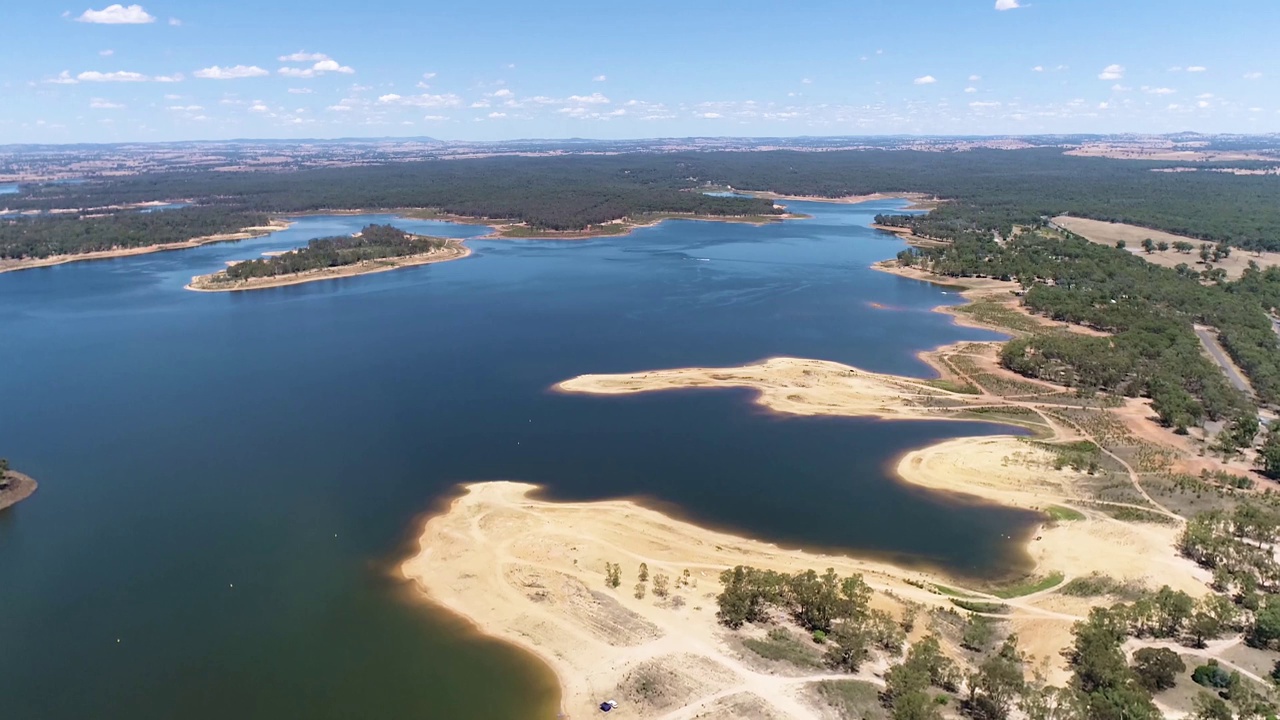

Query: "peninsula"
(0, 459), (37, 511)
(186, 224), (469, 292)
(402, 205), (1280, 719)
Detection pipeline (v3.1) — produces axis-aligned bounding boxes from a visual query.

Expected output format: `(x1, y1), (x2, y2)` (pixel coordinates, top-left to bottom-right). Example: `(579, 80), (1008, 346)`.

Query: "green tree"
(1142, 238), (1156, 254)
(963, 635), (1026, 720)
(1157, 240), (1170, 252)
(1131, 647), (1184, 692)
(637, 563), (648, 582)
(962, 613), (996, 652)
(1193, 691), (1233, 720)
(633, 582), (646, 600)
(823, 621), (871, 672)
(1256, 428), (1280, 479)
(652, 573), (670, 599)
(1249, 596), (1280, 649)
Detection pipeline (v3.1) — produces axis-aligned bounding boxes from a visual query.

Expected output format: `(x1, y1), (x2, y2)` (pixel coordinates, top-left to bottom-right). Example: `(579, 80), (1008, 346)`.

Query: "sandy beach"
(0, 220), (293, 275)
(402, 348), (1209, 717)
(185, 242), (470, 292)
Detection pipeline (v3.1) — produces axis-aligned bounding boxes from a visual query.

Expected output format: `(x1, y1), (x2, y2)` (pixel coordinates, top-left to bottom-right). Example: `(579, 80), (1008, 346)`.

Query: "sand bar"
(0, 472), (38, 511)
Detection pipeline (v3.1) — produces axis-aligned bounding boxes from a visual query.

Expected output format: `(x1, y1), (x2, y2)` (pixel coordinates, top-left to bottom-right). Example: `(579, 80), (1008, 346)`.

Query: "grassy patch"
(950, 599), (1009, 614)
(1033, 439), (1103, 473)
(953, 299), (1045, 334)
(814, 680), (888, 720)
(991, 572), (1065, 599)
(741, 627), (823, 668)
(1088, 503), (1178, 525)
(1045, 505), (1086, 522)
(932, 584), (980, 599)
(1059, 572), (1150, 601)
(926, 378), (981, 394)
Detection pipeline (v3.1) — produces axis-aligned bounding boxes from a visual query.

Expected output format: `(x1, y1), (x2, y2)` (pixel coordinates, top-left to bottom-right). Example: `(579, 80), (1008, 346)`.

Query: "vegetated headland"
(186, 224), (469, 291)
(404, 191), (1280, 718)
(0, 458), (37, 511)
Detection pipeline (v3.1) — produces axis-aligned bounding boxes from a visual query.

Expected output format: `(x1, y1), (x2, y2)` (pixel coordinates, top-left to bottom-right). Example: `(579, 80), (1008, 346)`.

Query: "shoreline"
(0, 220), (293, 275)
(185, 242), (471, 292)
(398, 229), (1211, 714)
(738, 189), (940, 211)
(0, 471), (38, 511)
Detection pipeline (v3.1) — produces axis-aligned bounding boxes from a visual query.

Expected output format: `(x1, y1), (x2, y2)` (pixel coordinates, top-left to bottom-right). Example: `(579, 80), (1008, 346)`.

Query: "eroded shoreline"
(0, 471), (38, 511)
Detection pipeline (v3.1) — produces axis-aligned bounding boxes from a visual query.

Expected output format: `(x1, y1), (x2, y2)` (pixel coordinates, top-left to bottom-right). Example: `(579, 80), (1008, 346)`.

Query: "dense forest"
(0, 207), (268, 259)
(217, 224), (449, 281)
(3, 148), (1279, 259)
(893, 227), (1280, 428)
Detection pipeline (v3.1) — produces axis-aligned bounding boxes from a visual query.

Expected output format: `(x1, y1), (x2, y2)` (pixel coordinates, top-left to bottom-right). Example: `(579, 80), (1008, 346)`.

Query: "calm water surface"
(0, 201), (1036, 719)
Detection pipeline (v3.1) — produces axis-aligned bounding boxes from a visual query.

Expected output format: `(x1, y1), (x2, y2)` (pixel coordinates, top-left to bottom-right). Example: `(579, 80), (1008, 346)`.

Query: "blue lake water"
(0, 184), (18, 195)
(0, 200), (1034, 719)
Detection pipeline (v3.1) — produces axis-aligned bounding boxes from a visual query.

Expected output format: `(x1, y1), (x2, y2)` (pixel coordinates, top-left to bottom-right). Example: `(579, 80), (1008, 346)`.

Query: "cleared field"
(1053, 216), (1280, 280)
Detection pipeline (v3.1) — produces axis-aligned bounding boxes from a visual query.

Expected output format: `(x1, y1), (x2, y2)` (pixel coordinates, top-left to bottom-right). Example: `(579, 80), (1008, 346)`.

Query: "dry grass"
(1053, 216), (1280, 280)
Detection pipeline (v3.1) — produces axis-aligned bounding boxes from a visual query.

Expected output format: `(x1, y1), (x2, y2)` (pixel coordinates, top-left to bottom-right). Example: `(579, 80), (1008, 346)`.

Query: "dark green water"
(0, 200), (1037, 719)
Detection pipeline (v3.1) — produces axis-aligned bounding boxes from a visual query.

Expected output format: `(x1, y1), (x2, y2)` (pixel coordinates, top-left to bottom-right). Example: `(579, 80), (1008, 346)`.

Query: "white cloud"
(1244, 72), (1264, 80)
(1111, 84), (1131, 92)
(593, 74), (607, 82)
(491, 88), (514, 98)
(167, 104), (202, 111)
(99, 49), (114, 57)
(277, 58), (354, 78)
(913, 75), (937, 85)
(1032, 66), (1044, 72)
(697, 112), (722, 118)
(423, 114), (448, 121)
(76, 4), (155, 24)
(422, 72), (437, 80)
(380, 93), (461, 107)
(48, 71), (78, 85)
(470, 100), (491, 108)
(89, 98), (125, 109)
(154, 74), (183, 83)
(279, 51), (329, 62)
(487, 111), (506, 118)
(994, 0), (1021, 9)
(168, 17), (181, 26)
(802, 78), (813, 84)
(1198, 100), (1210, 108)
(1168, 66), (1183, 72)
(1186, 66), (1207, 73)
(1098, 102), (1110, 110)
(1098, 64), (1124, 80)
(287, 87), (313, 94)
(567, 92), (610, 104)
(77, 70), (148, 82)
(969, 74), (982, 81)
(970, 101), (1002, 108)
(163, 93), (181, 100)
(1143, 86), (1176, 95)
(964, 86), (977, 93)
(195, 65), (269, 80)
(249, 102), (269, 112)
(326, 105), (352, 112)
(1197, 93), (1214, 99)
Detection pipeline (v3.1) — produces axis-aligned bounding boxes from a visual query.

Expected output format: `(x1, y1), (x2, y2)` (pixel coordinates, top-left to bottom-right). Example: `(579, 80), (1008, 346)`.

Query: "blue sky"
(2, 0), (1277, 143)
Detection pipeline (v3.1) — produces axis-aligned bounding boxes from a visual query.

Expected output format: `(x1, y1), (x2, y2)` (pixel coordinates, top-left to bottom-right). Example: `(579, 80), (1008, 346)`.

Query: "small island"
(0, 458), (37, 511)
(186, 224), (470, 292)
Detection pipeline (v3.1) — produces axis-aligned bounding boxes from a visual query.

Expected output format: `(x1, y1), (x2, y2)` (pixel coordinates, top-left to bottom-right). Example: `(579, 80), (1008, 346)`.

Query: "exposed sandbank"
(0, 220), (293, 275)
(185, 242), (470, 292)
(0, 472), (38, 511)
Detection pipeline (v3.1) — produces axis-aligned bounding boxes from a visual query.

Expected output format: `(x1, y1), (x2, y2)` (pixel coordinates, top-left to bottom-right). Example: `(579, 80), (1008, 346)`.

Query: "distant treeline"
(5, 149), (1279, 254)
(897, 228), (1280, 431)
(219, 224), (449, 281)
(0, 207), (268, 259)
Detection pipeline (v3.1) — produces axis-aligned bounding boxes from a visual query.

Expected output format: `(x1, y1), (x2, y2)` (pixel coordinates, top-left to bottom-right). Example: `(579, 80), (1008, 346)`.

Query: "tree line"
(4, 148), (1278, 258)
